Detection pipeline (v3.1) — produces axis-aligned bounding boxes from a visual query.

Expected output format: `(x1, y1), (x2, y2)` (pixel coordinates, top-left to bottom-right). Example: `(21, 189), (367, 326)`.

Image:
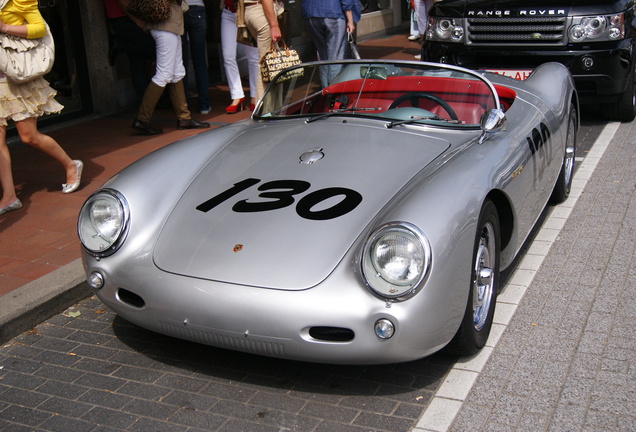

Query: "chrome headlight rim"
(568, 14), (625, 42)
(361, 222), (432, 300)
(77, 189), (130, 257)
(426, 17), (465, 43)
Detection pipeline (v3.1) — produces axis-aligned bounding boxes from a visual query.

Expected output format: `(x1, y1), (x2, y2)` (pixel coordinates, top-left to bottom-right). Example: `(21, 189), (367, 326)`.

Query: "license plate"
(484, 69), (532, 80)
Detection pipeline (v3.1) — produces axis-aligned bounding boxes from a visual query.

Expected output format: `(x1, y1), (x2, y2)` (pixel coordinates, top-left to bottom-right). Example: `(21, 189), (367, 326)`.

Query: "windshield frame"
(253, 60), (504, 128)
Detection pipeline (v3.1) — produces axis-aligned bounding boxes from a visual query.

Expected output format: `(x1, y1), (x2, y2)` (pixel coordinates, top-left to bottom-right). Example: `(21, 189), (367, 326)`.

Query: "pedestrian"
(221, 0), (259, 113)
(129, 0), (210, 135)
(413, 0), (433, 37)
(102, 0), (155, 101)
(239, 0), (282, 101)
(301, 0), (360, 86)
(407, 0), (420, 41)
(412, 0), (433, 59)
(182, 0), (211, 114)
(0, 0), (83, 216)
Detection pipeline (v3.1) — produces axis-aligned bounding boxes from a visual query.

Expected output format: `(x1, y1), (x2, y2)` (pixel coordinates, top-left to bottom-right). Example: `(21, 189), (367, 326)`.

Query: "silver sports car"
(78, 60), (577, 364)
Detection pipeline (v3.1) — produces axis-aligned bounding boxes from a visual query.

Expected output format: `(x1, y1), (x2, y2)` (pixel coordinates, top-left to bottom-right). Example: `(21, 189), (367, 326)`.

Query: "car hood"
(153, 120), (450, 289)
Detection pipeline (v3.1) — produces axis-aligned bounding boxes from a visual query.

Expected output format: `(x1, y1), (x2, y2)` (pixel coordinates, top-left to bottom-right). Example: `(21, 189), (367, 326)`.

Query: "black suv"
(422, 0), (636, 121)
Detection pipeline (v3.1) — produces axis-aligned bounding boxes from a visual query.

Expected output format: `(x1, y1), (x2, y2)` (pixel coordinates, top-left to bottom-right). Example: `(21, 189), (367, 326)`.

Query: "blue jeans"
(182, 5), (210, 111)
(305, 17), (347, 87)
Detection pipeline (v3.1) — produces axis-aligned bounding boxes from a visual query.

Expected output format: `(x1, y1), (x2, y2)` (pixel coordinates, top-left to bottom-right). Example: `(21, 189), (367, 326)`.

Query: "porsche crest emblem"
(233, 244), (243, 253)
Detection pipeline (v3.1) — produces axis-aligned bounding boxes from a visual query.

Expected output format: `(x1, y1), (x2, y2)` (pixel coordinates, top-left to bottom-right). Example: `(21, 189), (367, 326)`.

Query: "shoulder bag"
(235, 0), (256, 46)
(0, 22), (55, 83)
(126, 0), (172, 23)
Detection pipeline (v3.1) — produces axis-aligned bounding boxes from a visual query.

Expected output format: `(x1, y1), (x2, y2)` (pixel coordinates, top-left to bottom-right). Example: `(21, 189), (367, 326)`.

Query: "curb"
(0, 258), (89, 345)
(411, 121), (622, 431)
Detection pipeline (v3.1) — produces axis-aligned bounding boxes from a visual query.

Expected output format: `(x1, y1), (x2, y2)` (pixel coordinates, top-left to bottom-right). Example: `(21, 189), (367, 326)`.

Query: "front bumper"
(84, 255), (459, 365)
(422, 40), (634, 103)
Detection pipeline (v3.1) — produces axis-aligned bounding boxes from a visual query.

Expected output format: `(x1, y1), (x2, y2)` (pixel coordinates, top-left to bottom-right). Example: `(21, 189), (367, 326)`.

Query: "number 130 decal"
(196, 178), (363, 221)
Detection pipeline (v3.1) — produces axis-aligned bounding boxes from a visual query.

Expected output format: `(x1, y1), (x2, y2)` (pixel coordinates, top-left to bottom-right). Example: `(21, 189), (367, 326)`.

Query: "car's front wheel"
(447, 199), (500, 356)
(603, 67), (636, 122)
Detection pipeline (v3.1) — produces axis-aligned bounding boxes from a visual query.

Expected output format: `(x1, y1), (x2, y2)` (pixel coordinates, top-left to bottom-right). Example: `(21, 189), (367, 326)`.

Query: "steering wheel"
(388, 92), (458, 121)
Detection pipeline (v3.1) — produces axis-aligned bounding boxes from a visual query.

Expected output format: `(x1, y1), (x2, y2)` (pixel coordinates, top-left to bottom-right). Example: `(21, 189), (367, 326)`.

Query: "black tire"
(446, 199), (500, 356)
(603, 68), (636, 122)
(550, 105), (577, 204)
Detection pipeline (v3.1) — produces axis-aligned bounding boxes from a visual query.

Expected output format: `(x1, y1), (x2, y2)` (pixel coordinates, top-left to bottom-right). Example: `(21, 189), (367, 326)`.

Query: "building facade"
(36, 0), (409, 128)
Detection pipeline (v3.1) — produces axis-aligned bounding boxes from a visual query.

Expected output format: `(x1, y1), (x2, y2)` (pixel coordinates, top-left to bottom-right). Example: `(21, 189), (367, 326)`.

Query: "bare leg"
(14, 117), (78, 186)
(0, 125), (19, 208)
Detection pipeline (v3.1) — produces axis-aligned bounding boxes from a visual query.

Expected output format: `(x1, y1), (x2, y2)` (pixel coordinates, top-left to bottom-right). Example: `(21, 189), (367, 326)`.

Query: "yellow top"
(0, 0), (46, 39)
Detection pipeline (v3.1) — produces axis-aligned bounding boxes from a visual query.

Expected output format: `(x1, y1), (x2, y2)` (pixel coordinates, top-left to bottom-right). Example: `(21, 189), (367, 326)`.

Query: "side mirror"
(479, 109), (506, 143)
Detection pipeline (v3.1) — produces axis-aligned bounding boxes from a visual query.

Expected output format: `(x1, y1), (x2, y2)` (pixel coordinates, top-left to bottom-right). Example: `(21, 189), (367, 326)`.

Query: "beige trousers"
(244, 4), (273, 100)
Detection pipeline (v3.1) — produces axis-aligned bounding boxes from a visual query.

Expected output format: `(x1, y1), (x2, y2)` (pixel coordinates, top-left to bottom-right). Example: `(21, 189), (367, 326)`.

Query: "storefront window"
(37, 0), (92, 126)
(362, 0), (392, 13)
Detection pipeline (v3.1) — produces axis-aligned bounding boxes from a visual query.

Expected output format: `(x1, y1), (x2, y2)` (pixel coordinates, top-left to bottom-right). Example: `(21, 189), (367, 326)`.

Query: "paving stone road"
(1, 117), (627, 432)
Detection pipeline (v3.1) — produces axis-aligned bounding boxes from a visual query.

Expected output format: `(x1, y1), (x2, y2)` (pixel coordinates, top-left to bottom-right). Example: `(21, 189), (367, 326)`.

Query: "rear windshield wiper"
(385, 116), (463, 129)
(305, 107), (381, 123)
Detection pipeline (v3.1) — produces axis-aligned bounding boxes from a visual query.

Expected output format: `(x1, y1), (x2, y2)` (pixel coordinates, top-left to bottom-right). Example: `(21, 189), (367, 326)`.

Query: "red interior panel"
(314, 76), (517, 123)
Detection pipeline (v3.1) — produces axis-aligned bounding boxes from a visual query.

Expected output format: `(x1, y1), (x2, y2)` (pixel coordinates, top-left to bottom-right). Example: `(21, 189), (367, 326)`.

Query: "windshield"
(255, 60), (506, 127)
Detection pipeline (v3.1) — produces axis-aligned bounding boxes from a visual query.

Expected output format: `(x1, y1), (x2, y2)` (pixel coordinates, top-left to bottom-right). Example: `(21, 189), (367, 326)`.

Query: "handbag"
(126, 0), (171, 23)
(259, 41), (302, 83)
(235, 0), (256, 46)
(236, 27), (256, 46)
(0, 22), (55, 83)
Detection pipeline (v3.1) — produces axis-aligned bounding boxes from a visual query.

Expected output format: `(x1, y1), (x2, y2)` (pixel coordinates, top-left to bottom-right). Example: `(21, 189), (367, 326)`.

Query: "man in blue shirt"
(302, 0), (361, 86)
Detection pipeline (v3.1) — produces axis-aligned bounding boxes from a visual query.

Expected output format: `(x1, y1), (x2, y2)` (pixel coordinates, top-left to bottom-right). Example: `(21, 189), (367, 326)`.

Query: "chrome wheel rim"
(473, 222), (495, 331)
(564, 118), (576, 190)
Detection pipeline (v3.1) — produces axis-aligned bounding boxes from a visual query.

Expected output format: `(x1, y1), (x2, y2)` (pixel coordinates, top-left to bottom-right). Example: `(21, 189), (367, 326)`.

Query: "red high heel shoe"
(249, 98), (256, 111)
(225, 98), (245, 114)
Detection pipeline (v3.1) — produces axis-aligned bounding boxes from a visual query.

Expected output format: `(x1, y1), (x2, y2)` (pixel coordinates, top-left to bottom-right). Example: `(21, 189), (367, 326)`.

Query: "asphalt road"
(0, 115), (609, 432)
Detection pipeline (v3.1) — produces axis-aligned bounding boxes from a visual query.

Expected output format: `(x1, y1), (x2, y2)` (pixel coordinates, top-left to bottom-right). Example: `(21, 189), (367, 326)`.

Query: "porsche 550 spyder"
(78, 60), (577, 365)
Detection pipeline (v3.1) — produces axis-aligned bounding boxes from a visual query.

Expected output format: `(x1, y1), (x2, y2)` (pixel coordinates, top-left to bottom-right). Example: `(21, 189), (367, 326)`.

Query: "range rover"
(422, 0), (636, 121)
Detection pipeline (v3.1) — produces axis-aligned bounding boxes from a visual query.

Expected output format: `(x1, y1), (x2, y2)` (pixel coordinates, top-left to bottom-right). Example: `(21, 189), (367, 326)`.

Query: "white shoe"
(62, 160), (83, 194)
(408, 34), (421, 41)
(0, 198), (22, 216)
(414, 54), (422, 60)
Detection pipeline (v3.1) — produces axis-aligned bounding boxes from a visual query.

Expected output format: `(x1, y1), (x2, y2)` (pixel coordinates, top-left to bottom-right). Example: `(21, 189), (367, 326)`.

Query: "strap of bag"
(235, 0), (246, 27)
(261, 41), (288, 63)
(270, 40), (290, 51)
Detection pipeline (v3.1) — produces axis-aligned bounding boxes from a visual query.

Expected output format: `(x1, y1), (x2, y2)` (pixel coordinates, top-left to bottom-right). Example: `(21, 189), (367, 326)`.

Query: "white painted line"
(496, 283), (526, 305)
(416, 398), (465, 432)
(436, 369), (479, 400)
(412, 121), (620, 432)
(454, 346), (493, 373)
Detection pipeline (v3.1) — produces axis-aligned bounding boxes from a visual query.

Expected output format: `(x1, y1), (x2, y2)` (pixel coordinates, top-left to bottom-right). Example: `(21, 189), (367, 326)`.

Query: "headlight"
(569, 14), (624, 42)
(426, 17), (465, 43)
(78, 189), (129, 256)
(362, 222), (431, 299)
